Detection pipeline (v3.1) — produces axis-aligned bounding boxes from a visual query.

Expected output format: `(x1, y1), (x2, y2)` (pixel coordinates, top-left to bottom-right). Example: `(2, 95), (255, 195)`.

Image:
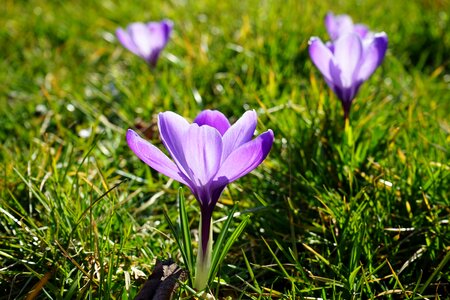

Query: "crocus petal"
(183, 124), (223, 187)
(160, 19), (174, 42)
(145, 21), (173, 65)
(325, 12), (354, 40)
(126, 129), (189, 185)
(324, 12), (337, 39)
(127, 23), (155, 60)
(215, 129), (274, 183)
(193, 110), (231, 135)
(333, 33), (362, 87)
(309, 37), (334, 83)
(116, 28), (140, 56)
(146, 20), (172, 49)
(354, 24), (370, 38)
(158, 112), (192, 178)
(357, 32), (388, 81)
(222, 110), (257, 161)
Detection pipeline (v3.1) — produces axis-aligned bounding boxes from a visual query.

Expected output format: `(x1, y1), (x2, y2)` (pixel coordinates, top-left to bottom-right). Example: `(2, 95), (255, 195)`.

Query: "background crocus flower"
(325, 12), (370, 40)
(116, 20), (173, 67)
(126, 110), (274, 290)
(309, 32), (388, 121)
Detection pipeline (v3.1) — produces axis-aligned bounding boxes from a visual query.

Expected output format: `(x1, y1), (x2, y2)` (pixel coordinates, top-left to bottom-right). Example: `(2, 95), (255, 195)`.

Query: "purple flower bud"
(309, 32), (388, 119)
(116, 20), (173, 67)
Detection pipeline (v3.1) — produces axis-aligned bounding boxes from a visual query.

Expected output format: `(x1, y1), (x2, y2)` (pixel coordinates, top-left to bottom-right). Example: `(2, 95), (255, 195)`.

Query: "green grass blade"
(263, 237), (292, 280)
(419, 249), (450, 295)
(208, 211), (250, 284)
(209, 204), (239, 274)
(241, 249), (261, 294)
(177, 188), (194, 280)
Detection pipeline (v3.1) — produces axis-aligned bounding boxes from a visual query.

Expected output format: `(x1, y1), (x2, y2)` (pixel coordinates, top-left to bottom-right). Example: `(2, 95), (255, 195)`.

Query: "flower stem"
(344, 116), (353, 147)
(194, 209), (213, 291)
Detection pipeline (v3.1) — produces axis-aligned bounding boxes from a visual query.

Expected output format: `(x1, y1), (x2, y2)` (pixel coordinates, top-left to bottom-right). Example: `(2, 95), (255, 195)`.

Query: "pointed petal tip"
(308, 36), (320, 45)
(126, 128), (147, 154)
(221, 109), (258, 159)
(324, 12), (335, 28)
(259, 129), (275, 161)
(126, 127), (190, 186)
(215, 128), (274, 183)
(158, 111), (191, 132)
(158, 110), (180, 121)
(115, 27), (124, 35)
(126, 128), (142, 152)
(242, 109), (257, 121)
(126, 128), (138, 143)
(116, 27), (130, 45)
(162, 19), (174, 28)
(375, 31), (388, 38)
(261, 129), (275, 152)
(376, 33), (389, 48)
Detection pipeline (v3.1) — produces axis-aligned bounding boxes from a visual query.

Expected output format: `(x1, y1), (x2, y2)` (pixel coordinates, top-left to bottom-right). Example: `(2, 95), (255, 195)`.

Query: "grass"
(1, 0), (449, 298)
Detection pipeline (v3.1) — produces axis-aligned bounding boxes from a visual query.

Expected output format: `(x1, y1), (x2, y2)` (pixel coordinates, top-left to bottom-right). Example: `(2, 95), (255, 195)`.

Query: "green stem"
(194, 212), (213, 290)
(344, 116), (353, 147)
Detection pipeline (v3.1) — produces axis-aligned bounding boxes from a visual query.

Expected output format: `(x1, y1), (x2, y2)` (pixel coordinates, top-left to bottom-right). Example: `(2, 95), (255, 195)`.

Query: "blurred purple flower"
(116, 20), (173, 67)
(309, 32), (388, 120)
(126, 110), (273, 288)
(325, 12), (370, 40)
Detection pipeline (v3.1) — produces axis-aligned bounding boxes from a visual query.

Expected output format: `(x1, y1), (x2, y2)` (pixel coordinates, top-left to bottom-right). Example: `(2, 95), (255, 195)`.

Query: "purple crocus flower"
(309, 32), (388, 120)
(126, 110), (274, 289)
(325, 12), (370, 40)
(116, 20), (173, 67)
